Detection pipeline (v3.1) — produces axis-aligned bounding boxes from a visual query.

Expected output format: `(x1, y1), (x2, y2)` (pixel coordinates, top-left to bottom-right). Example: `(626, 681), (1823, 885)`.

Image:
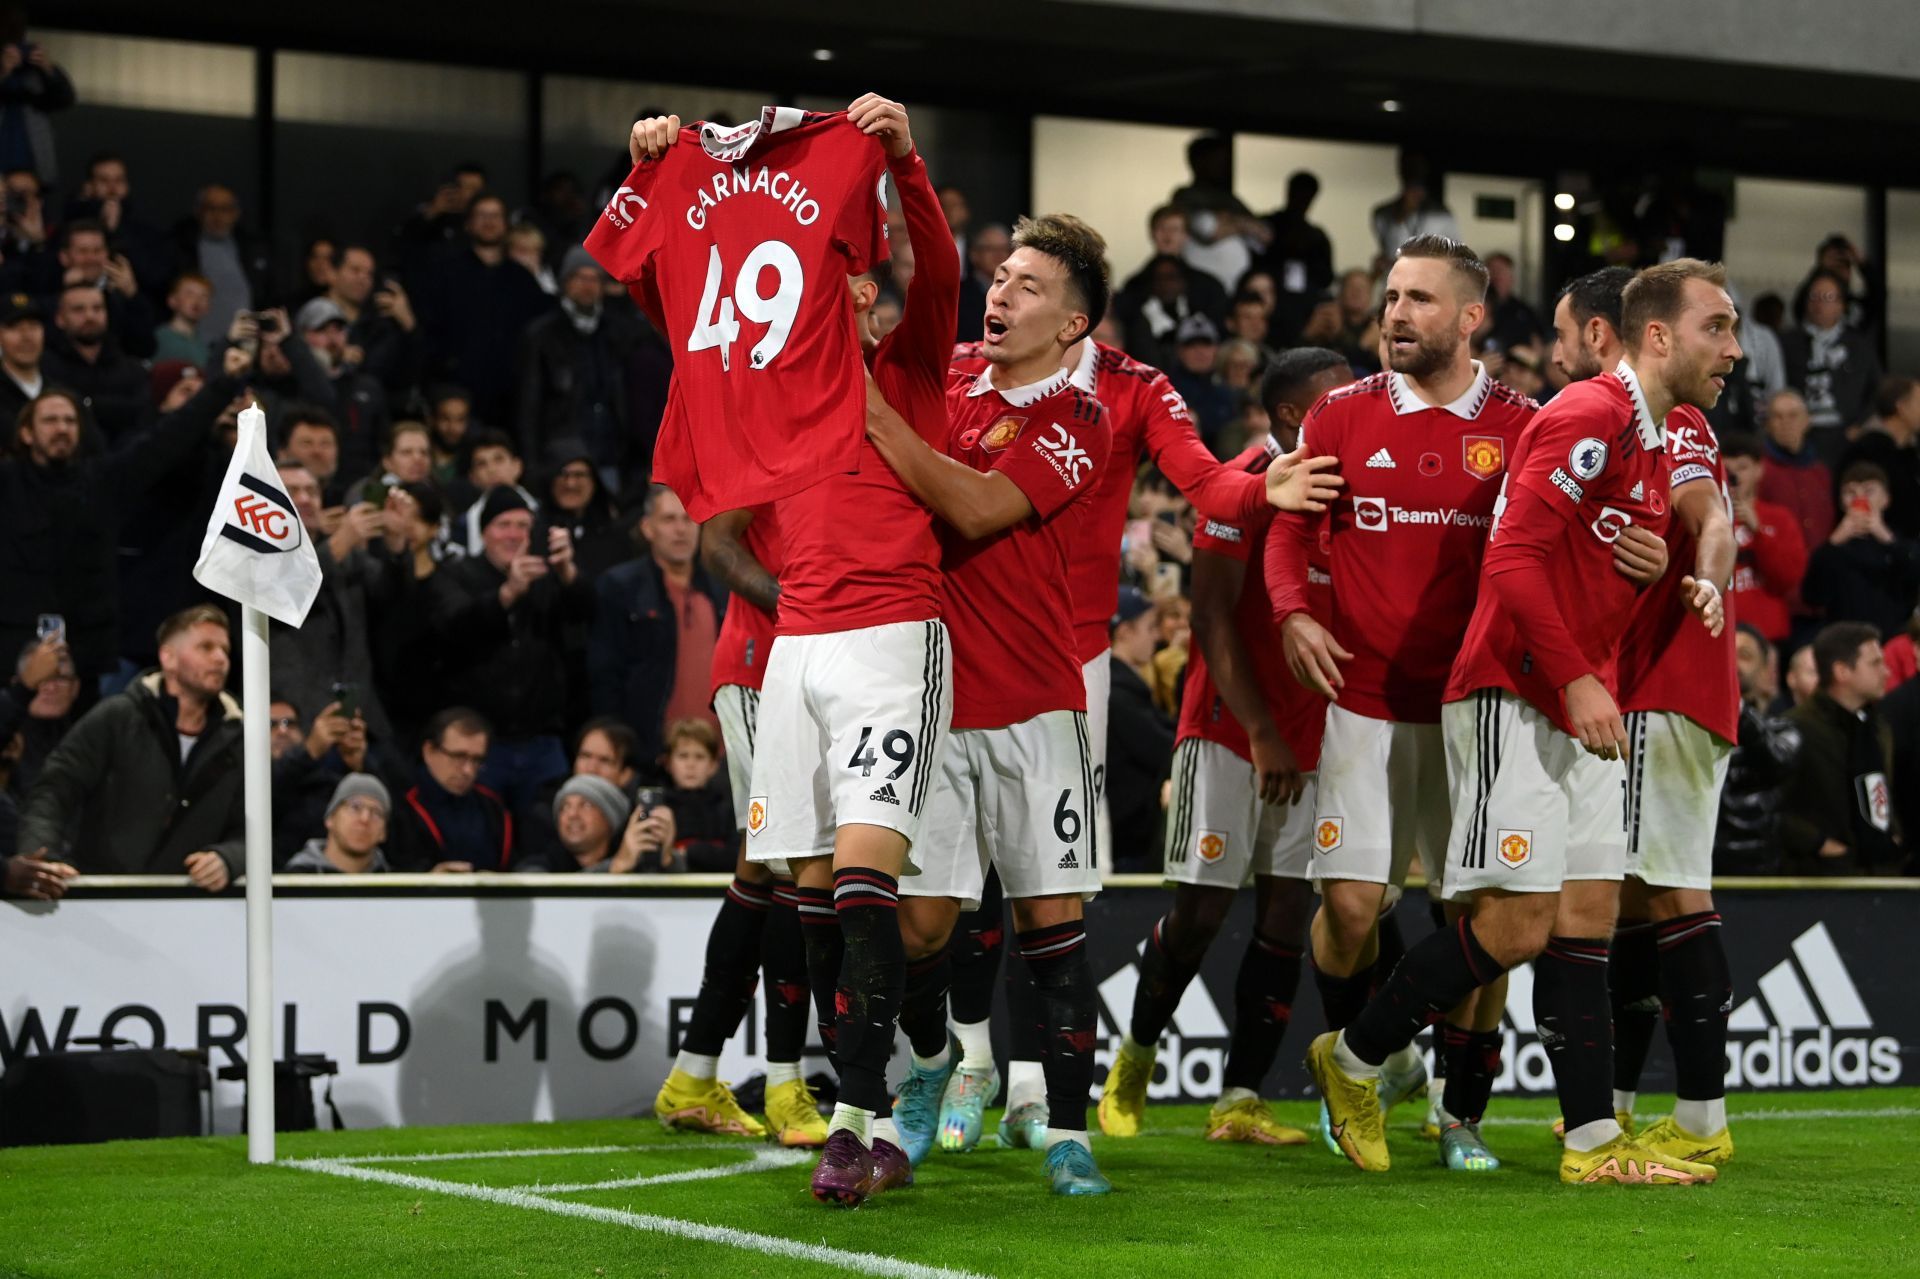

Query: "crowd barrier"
(5, 875), (1913, 1130)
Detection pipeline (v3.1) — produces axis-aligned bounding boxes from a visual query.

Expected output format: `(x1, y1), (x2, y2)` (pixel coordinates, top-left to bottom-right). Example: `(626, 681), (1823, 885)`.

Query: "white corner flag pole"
(193, 401), (323, 1166)
(242, 603), (276, 1164)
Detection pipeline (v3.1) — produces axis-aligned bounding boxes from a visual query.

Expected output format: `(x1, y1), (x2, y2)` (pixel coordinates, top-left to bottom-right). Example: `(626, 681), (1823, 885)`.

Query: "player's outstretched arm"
(699, 509), (780, 613)
(1265, 446), (1345, 513)
(866, 376), (1032, 539)
(1673, 480), (1735, 637)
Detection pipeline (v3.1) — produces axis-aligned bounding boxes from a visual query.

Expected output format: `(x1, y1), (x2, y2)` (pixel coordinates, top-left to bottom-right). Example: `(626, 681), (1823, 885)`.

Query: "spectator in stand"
(457, 427), (537, 554)
(660, 717), (733, 872)
(45, 282), (148, 444)
(506, 223), (557, 296)
(174, 184), (271, 346)
(279, 403), (346, 506)
(1149, 596), (1192, 717)
(527, 773), (675, 874)
(342, 420), (434, 508)
(267, 697), (376, 863)
(389, 706), (512, 872)
(540, 438), (627, 581)
(0, 28), (73, 190)
(1170, 133), (1263, 294)
(937, 183), (970, 263)
(1884, 660), (1920, 851)
(1780, 643), (1819, 713)
(516, 247), (645, 487)
(0, 289), (45, 428)
(1781, 269), (1881, 460)
(428, 486), (591, 820)
(368, 480), (455, 746)
(394, 162), (488, 279)
(325, 244), (419, 405)
(1804, 461), (1920, 640)
(1481, 252), (1544, 351)
(1223, 290), (1273, 353)
(1369, 154), (1458, 275)
(1117, 207), (1229, 340)
(1105, 586), (1173, 873)
(518, 715), (644, 868)
(153, 273), (212, 366)
(590, 484), (728, 766)
(1253, 171), (1333, 345)
(1, 367), (242, 688)
(16, 606), (243, 889)
(0, 168), (53, 291)
(1721, 431), (1808, 644)
(1791, 233), (1881, 338)
(426, 384), (473, 494)
(291, 295), (391, 481)
(1165, 314), (1236, 453)
(51, 220), (156, 358)
(285, 774), (394, 874)
(1332, 272), (1381, 373)
(1, 635), (76, 801)
(1759, 388), (1835, 553)
(1838, 376), (1920, 539)
(1714, 625), (1804, 875)
(292, 236), (333, 305)
(1779, 622), (1901, 874)
(955, 222), (1010, 343)
(418, 192), (553, 425)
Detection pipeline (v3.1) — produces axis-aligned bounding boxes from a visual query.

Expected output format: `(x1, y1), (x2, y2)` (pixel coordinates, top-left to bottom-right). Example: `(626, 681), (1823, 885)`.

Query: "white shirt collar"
(967, 363), (1073, 407)
(698, 105), (806, 162)
(1386, 361), (1493, 419)
(1612, 360), (1667, 451)
(1262, 433), (1285, 458)
(1065, 339), (1099, 394)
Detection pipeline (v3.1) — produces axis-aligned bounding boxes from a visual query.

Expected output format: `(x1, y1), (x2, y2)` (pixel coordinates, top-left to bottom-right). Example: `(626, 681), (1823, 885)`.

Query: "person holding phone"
(1803, 461), (1920, 639)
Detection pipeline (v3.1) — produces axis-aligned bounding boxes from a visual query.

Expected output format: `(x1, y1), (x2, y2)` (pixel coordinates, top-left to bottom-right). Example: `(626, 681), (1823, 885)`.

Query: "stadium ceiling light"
(1553, 222), (1577, 242)
(812, 48), (835, 61)
(1379, 99), (1402, 113)
(1554, 192), (1576, 211)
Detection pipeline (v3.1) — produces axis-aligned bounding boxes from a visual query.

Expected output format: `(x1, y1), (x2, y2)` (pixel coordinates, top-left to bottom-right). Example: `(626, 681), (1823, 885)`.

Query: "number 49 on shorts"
(846, 726), (915, 780)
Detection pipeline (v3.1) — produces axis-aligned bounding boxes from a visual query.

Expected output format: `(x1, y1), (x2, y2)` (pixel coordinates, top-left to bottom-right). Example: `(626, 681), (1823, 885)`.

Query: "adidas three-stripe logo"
(869, 783), (900, 805)
(1729, 922), (1870, 1031)
(1365, 448), (1396, 468)
(1057, 851), (1078, 869)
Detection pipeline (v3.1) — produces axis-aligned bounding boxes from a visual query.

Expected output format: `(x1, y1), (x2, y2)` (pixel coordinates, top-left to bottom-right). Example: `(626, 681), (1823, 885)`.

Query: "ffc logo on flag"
(192, 404), (323, 628)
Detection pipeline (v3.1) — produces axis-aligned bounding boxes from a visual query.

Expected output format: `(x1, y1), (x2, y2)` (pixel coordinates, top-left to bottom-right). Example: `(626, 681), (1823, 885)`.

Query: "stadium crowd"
(0, 52), (1914, 901)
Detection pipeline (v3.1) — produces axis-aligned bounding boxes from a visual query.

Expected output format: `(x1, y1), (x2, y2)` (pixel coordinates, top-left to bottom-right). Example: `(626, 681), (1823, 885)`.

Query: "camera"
(635, 786), (668, 812)
(329, 681), (359, 719)
(35, 613), (64, 643)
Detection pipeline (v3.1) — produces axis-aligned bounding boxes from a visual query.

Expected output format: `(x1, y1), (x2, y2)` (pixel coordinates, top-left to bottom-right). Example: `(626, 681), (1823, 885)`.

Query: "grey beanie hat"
(554, 773), (631, 831)
(326, 772), (392, 819)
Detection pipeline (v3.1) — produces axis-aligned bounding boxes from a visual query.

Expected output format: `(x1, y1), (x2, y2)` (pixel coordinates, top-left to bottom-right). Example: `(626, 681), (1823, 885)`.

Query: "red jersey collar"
(698, 106), (808, 163)
(1611, 360), (1668, 452)
(1386, 360), (1493, 419)
(967, 362), (1073, 407)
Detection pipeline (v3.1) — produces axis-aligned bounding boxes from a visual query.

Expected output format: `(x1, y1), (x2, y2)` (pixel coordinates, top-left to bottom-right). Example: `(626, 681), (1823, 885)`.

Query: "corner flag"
(192, 403), (322, 628)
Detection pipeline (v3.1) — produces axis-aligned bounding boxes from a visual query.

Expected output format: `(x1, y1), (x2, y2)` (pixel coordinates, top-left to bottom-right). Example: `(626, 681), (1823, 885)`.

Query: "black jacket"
(589, 557), (729, 766)
(17, 671), (245, 876)
(1779, 692), (1902, 873)
(1713, 701), (1803, 875)
(389, 768), (514, 871)
(1105, 654), (1174, 874)
(1802, 534), (1920, 640)
(515, 307), (648, 480)
(666, 776), (737, 873)
(44, 334), (153, 446)
(0, 373), (238, 680)
(427, 554), (595, 740)
(418, 249), (553, 424)
(1836, 431), (1920, 540)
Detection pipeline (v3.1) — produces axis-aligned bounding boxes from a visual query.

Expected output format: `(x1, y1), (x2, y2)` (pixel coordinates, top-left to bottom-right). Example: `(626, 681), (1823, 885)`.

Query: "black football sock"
(900, 949), (953, 1061)
(1006, 949), (1043, 1061)
(948, 868), (1006, 1025)
(681, 876), (771, 1057)
(761, 884), (811, 1063)
(795, 884), (843, 1068)
(1368, 911), (1407, 997)
(832, 866), (904, 1115)
(1656, 912), (1732, 1104)
(1534, 936), (1615, 1136)
(1223, 933), (1303, 1093)
(1346, 918), (1505, 1067)
(1313, 961), (1374, 1032)
(1440, 1024), (1503, 1125)
(1020, 921), (1096, 1133)
(1130, 914), (1204, 1047)
(1609, 919), (1661, 1095)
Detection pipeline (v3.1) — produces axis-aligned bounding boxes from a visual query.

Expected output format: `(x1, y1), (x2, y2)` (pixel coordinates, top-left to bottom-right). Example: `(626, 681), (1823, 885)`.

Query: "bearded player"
(1308, 259), (1739, 1187)
(866, 214), (1115, 1196)
(1098, 348), (1352, 1147)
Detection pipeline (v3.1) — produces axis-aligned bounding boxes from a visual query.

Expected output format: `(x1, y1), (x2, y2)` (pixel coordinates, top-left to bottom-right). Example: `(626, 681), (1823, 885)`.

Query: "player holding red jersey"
(865, 214), (1115, 1197)
(628, 96), (955, 1210)
(1309, 259), (1741, 1188)
(652, 505), (827, 1148)
(1097, 348), (1352, 1148)
(942, 325), (1271, 1148)
(1264, 236), (1538, 1164)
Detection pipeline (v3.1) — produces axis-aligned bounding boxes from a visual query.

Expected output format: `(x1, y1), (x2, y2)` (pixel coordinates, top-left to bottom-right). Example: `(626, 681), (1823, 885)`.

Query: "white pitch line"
(297, 1141), (741, 1166)
(292, 1158), (991, 1279)
(510, 1146), (812, 1193)
(1469, 1105), (1920, 1127)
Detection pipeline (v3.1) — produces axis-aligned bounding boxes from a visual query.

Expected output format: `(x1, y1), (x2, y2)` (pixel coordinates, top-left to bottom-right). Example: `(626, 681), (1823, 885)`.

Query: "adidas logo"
(868, 783), (900, 805)
(1057, 850), (1078, 869)
(1630, 480), (1645, 501)
(1365, 448), (1396, 468)
(1092, 940), (1231, 1103)
(1721, 922), (1899, 1087)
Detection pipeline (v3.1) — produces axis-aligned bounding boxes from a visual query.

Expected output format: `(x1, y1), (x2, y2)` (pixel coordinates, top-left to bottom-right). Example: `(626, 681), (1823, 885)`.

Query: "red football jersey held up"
(709, 504), (782, 695)
(941, 366), (1110, 730)
(1618, 407), (1740, 743)
(585, 107), (889, 521)
(1447, 363), (1676, 735)
(1179, 436), (1332, 770)
(775, 148), (955, 637)
(1267, 366), (1537, 724)
(953, 340), (1266, 662)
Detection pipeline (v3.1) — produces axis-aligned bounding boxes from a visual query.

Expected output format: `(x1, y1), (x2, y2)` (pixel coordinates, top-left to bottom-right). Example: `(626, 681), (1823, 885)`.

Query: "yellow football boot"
(1098, 1044), (1153, 1138)
(1635, 1115), (1734, 1167)
(1205, 1095), (1310, 1146)
(763, 1076), (828, 1147)
(653, 1068), (765, 1137)
(1560, 1133), (1717, 1185)
(1305, 1032), (1388, 1172)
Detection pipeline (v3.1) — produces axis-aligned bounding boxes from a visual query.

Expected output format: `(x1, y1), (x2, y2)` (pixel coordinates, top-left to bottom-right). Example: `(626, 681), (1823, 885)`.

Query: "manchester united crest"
(1197, 832), (1226, 863)
(1463, 435), (1504, 480)
(747, 797), (767, 836)
(1315, 817), (1343, 853)
(1497, 828), (1532, 868)
(981, 416), (1025, 452)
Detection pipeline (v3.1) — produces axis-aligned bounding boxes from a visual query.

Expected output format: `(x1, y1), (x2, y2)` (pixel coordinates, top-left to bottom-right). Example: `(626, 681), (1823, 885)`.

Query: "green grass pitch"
(1, 1089), (1914, 1277)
